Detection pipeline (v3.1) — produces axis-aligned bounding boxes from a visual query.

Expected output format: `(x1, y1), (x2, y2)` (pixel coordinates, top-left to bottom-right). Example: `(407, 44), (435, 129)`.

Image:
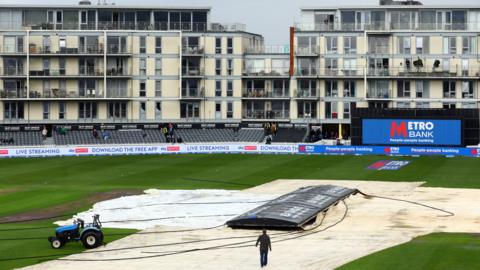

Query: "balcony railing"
(366, 89), (392, 99)
(106, 67), (129, 76)
(367, 67), (480, 78)
(243, 110), (290, 119)
(107, 88), (129, 98)
(294, 22), (478, 32)
(243, 68), (289, 76)
(27, 89), (103, 98)
(181, 88), (204, 98)
(1, 67), (25, 76)
(0, 45), (25, 54)
(242, 88), (289, 98)
(182, 45), (204, 55)
(244, 45), (290, 54)
(79, 68), (104, 76)
(295, 46), (320, 55)
(295, 89), (318, 98)
(28, 45), (104, 54)
(0, 90), (27, 98)
(182, 68), (204, 76)
(106, 45), (130, 54)
(296, 67), (365, 77)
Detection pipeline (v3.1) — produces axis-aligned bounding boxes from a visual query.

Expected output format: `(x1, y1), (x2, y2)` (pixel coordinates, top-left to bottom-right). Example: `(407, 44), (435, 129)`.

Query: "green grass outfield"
(337, 233), (480, 270)
(0, 154), (480, 269)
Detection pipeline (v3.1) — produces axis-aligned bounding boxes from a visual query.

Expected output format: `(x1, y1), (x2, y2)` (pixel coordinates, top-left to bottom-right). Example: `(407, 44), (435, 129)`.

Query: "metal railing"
(0, 90), (27, 98)
(106, 67), (130, 76)
(242, 88), (290, 98)
(28, 45), (104, 54)
(295, 46), (320, 55)
(366, 89), (393, 99)
(182, 68), (205, 76)
(106, 45), (130, 54)
(0, 45), (25, 54)
(1, 67), (25, 76)
(367, 67), (480, 78)
(242, 110), (290, 119)
(243, 68), (289, 76)
(181, 88), (204, 98)
(27, 89), (103, 98)
(296, 67), (365, 77)
(295, 89), (318, 98)
(182, 46), (204, 55)
(294, 22), (480, 32)
(244, 45), (290, 54)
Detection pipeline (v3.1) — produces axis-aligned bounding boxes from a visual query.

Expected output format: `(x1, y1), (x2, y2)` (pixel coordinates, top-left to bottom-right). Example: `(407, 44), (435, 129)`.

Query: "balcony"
(367, 67), (480, 78)
(295, 89), (318, 98)
(0, 45), (25, 55)
(242, 88), (290, 98)
(107, 88), (130, 98)
(28, 45), (104, 55)
(0, 90), (27, 99)
(182, 45), (204, 55)
(366, 89), (392, 99)
(182, 68), (204, 77)
(1, 67), (25, 77)
(244, 45), (290, 54)
(181, 88), (204, 99)
(106, 67), (130, 77)
(295, 46), (320, 55)
(27, 89), (103, 99)
(242, 110), (290, 120)
(106, 45), (130, 55)
(296, 67), (364, 77)
(242, 68), (289, 77)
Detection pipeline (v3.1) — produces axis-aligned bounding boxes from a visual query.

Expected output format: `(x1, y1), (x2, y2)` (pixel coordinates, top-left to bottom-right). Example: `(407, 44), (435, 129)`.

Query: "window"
(326, 36), (338, 53)
(155, 37), (162, 53)
(59, 102), (65, 119)
(398, 36), (411, 54)
(139, 58), (146, 75)
(462, 36), (477, 54)
(325, 102), (338, 119)
(416, 36), (429, 54)
(416, 81), (429, 98)
(155, 80), (162, 97)
(108, 102), (127, 119)
(215, 80), (222, 96)
(139, 102), (146, 119)
(343, 102), (351, 119)
(397, 102), (411, 108)
(227, 59), (233, 75)
(227, 80), (233, 97)
(297, 101), (317, 118)
(443, 37), (456, 54)
(462, 59), (469, 76)
(325, 80), (338, 97)
(443, 80), (456, 98)
(227, 37), (233, 54)
(297, 36), (317, 54)
(343, 36), (357, 54)
(227, 102), (233, 118)
(4, 102), (24, 119)
(139, 81), (146, 97)
(42, 102), (50, 119)
(215, 59), (221, 75)
(297, 80), (317, 97)
(343, 58), (357, 75)
(155, 102), (162, 119)
(180, 102), (200, 118)
(344, 80), (356, 97)
(78, 102), (97, 119)
(139, 36), (146, 53)
(59, 36), (66, 52)
(397, 80), (410, 98)
(59, 58), (66, 75)
(462, 81), (474, 98)
(443, 102), (456, 109)
(272, 59), (289, 75)
(215, 37), (222, 54)
(155, 58), (162, 75)
(42, 36), (51, 53)
(325, 58), (338, 75)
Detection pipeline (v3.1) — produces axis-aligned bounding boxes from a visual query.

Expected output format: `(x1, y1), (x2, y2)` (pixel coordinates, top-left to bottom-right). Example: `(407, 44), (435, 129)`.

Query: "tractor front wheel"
(81, 231), (102, 249)
(51, 237), (64, 249)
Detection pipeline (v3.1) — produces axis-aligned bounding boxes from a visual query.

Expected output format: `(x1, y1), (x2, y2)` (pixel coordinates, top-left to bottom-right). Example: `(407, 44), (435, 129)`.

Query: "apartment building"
(0, 1), (479, 138)
(293, 2), (480, 136)
(0, 3), (262, 124)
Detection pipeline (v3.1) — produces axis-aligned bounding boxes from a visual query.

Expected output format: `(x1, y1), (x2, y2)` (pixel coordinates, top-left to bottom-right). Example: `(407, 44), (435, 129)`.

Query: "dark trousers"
(260, 250), (268, 267)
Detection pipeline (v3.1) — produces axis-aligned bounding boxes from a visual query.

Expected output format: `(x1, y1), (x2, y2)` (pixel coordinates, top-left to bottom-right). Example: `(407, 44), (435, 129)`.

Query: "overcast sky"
(10, 0), (480, 44)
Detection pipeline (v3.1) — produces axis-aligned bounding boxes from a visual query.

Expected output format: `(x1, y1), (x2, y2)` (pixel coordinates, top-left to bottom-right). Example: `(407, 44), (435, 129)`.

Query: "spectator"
(41, 126), (48, 140)
(102, 130), (110, 141)
(162, 126), (169, 142)
(92, 128), (99, 139)
(142, 131), (147, 138)
(177, 136), (183, 143)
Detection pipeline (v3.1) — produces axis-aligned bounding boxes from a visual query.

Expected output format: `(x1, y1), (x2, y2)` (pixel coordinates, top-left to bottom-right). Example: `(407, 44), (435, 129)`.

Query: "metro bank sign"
(362, 119), (461, 146)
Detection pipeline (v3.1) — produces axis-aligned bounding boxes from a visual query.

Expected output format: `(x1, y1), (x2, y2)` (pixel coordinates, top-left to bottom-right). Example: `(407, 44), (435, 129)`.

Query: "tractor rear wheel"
(51, 237), (64, 249)
(81, 231), (102, 249)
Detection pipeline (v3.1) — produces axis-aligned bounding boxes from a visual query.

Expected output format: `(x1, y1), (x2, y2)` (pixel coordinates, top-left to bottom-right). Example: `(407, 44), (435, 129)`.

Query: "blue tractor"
(48, 214), (104, 249)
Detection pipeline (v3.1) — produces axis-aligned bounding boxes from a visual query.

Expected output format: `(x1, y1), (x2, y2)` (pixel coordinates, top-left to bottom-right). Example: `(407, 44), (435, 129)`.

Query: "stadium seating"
(0, 131), (43, 146)
(236, 128), (264, 142)
(54, 129), (167, 145)
(271, 128), (307, 143)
